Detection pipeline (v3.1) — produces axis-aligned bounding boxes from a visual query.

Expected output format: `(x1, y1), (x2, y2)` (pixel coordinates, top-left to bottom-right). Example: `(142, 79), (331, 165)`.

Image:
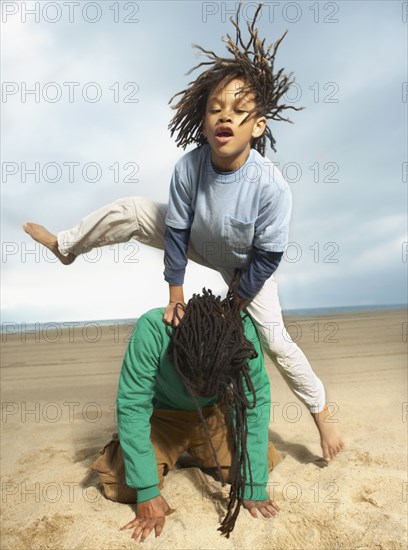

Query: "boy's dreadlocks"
(167, 279), (259, 537)
(168, 2), (302, 155)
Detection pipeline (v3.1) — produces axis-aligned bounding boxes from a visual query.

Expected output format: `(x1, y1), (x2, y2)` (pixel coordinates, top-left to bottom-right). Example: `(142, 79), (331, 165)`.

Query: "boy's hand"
(164, 285), (186, 326)
(120, 495), (175, 542)
(312, 404), (345, 461)
(243, 499), (280, 518)
(163, 301), (186, 327)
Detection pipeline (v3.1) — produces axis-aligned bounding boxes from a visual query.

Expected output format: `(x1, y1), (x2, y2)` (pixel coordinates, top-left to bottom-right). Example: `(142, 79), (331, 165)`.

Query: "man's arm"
(240, 315), (272, 502)
(116, 312), (175, 541)
(117, 314), (162, 501)
(239, 315), (282, 518)
(242, 498), (280, 518)
(121, 495), (175, 542)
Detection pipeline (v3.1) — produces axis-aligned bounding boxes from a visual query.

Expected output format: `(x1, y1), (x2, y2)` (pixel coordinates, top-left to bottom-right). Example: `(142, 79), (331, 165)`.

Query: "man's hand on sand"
(22, 222), (75, 265)
(121, 495), (175, 542)
(243, 499), (280, 519)
(163, 302), (186, 327)
(312, 404), (345, 462)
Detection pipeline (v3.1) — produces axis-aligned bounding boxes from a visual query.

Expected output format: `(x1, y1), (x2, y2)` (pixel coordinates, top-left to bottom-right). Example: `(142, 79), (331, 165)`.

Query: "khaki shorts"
(91, 404), (282, 503)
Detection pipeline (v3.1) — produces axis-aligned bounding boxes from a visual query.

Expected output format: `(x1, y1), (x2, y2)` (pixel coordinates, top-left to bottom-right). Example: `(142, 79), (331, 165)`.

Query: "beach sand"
(1, 308), (407, 549)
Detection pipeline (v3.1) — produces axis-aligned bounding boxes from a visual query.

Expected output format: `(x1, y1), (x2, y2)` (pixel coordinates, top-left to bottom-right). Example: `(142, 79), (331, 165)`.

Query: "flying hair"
(168, 2), (303, 155)
(167, 274), (259, 537)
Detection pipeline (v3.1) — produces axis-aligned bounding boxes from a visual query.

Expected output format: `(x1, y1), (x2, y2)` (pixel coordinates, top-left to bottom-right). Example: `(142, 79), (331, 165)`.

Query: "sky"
(1, 0), (407, 324)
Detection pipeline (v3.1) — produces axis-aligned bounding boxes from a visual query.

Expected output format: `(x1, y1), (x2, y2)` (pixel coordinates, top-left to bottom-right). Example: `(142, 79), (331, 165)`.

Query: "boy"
(23, 5), (343, 462)
(93, 288), (281, 541)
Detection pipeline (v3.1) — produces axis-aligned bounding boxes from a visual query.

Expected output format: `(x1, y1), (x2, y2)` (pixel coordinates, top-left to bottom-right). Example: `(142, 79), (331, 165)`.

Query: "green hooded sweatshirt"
(116, 308), (271, 503)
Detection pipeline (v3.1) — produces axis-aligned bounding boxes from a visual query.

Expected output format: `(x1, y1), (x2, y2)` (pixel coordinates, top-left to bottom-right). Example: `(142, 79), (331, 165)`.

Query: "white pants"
(58, 196), (325, 412)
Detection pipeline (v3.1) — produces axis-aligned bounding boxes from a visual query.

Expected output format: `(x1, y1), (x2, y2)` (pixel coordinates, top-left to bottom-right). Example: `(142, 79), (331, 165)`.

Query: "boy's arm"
(234, 182), (291, 306)
(163, 284), (186, 325)
(164, 163), (194, 325)
(163, 227), (190, 286)
(237, 248), (283, 301)
(163, 227), (189, 325)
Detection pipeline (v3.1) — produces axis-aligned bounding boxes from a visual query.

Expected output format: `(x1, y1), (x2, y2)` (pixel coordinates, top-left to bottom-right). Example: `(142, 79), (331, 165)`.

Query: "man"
(92, 288), (282, 542)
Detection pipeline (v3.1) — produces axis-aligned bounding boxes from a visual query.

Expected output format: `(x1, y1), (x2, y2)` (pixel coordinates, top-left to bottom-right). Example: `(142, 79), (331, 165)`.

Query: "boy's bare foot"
(22, 222), (76, 265)
(312, 404), (345, 462)
(317, 422), (344, 462)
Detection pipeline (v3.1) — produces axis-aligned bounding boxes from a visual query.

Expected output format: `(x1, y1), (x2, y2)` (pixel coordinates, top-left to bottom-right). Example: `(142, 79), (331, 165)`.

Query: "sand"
(1, 308), (407, 549)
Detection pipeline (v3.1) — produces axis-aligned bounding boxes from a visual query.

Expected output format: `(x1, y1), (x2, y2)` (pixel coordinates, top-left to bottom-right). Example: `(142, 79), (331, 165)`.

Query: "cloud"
(1, 1), (406, 322)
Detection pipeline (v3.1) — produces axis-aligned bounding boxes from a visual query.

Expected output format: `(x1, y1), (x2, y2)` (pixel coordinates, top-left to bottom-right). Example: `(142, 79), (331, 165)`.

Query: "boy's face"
(203, 78), (266, 171)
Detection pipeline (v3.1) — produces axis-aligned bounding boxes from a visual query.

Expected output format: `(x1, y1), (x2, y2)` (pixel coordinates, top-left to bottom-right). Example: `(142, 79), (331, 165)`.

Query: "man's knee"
(268, 442), (283, 470)
(157, 463), (169, 489)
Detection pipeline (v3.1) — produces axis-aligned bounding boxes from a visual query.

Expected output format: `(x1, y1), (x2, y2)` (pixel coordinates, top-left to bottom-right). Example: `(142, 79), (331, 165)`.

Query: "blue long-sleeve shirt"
(164, 226), (283, 298)
(163, 145), (290, 297)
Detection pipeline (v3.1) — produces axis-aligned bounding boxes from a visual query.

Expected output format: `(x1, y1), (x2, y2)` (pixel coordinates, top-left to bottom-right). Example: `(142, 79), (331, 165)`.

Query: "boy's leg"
(23, 196), (162, 263)
(57, 197), (168, 256)
(23, 197), (168, 260)
(24, 196), (215, 268)
(22, 222), (76, 265)
(244, 275), (326, 414)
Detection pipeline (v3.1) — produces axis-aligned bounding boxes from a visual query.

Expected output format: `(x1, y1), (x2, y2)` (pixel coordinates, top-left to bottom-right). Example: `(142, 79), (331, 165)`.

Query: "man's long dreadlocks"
(167, 282), (259, 537)
(168, 2), (303, 155)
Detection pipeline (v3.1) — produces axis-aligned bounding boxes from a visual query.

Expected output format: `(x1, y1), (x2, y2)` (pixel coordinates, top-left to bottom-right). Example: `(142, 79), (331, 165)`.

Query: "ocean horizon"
(1, 303), (406, 334)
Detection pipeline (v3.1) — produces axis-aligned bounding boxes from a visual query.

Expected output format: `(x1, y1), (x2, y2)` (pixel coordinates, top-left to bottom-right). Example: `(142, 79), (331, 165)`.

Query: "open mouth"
(215, 126), (234, 143)
(216, 127), (233, 137)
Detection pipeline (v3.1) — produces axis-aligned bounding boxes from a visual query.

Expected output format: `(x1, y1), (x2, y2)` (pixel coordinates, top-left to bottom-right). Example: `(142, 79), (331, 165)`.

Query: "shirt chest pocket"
(223, 216), (256, 254)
